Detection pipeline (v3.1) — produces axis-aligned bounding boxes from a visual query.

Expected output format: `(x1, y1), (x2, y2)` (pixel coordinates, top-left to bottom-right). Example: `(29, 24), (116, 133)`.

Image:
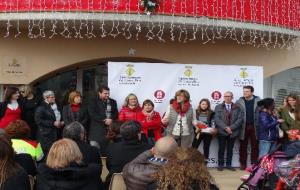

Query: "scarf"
(142, 110), (155, 121)
(171, 100), (190, 116)
(71, 104), (80, 112)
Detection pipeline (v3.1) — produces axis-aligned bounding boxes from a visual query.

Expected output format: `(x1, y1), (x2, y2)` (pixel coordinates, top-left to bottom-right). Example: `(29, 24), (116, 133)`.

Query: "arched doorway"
(33, 57), (169, 107)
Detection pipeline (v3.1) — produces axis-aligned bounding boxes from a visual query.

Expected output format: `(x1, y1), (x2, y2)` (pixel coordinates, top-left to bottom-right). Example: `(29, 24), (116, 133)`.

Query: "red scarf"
(171, 100), (190, 116)
(71, 104), (80, 112)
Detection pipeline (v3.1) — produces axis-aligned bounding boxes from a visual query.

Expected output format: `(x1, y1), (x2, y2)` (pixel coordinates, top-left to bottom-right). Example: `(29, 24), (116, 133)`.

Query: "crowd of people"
(0, 84), (299, 190)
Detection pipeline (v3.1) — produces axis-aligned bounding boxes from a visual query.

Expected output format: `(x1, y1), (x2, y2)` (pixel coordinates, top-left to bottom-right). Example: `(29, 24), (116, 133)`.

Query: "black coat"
(36, 163), (102, 190)
(2, 169), (31, 190)
(15, 153), (37, 176)
(106, 140), (152, 175)
(62, 104), (89, 127)
(76, 140), (101, 165)
(88, 98), (118, 141)
(21, 96), (41, 140)
(34, 101), (61, 153)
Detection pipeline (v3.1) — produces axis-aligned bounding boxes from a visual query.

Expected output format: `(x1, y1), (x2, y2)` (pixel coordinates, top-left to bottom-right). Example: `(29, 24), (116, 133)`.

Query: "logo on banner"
(118, 64), (142, 85)
(125, 64), (135, 76)
(211, 91), (222, 100)
(154, 90), (166, 103)
(233, 68), (254, 87)
(178, 66), (200, 87)
(210, 91), (222, 108)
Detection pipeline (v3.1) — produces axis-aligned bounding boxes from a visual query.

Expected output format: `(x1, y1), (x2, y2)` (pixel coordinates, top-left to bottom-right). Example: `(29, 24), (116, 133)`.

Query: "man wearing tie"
(214, 91), (244, 171)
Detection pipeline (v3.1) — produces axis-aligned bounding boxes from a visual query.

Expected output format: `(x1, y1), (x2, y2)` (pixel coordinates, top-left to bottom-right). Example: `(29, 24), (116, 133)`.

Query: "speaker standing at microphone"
(161, 89), (197, 148)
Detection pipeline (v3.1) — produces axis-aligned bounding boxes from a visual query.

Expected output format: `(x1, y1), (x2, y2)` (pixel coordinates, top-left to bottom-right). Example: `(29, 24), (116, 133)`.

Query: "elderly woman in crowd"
(162, 89), (196, 147)
(5, 120), (44, 162)
(0, 87), (23, 129)
(119, 93), (142, 122)
(36, 138), (102, 190)
(35, 90), (64, 154)
(62, 90), (89, 127)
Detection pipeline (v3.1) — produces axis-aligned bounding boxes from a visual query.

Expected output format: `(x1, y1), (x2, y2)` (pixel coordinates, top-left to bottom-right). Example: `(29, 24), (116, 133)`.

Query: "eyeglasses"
(224, 96), (232, 98)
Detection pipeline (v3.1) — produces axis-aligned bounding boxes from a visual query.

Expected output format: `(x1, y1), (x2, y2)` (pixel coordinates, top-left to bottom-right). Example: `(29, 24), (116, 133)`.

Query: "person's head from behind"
(257, 98), (275, 112)
(152, 136), (178, 159)
(4, 87), (20, 103)
(98, 86), (110, 101)
(5, 120), (31, 139)
(154, 147), (214, 190)
(68, 91), (82, 105)
(243, 86), (254, 99)
(0, 134), (21, 187)
(46, 138), (83, 169)
(120, 121), (141, 141)
(62, 122), (85, 142)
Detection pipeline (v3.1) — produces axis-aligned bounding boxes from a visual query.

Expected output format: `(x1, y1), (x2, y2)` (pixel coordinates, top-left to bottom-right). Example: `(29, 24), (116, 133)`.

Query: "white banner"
(108, 62), (263, 167)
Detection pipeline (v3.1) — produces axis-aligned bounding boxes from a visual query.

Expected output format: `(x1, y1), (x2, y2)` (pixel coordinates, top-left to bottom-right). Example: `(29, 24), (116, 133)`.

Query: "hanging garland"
(0, 0), (299, 50)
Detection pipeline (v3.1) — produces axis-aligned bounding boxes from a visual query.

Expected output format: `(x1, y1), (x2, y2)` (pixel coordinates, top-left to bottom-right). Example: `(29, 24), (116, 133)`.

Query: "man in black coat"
(88, 86), (118, 156)
(34, 90), (64, 154)
(105, 121), (152, 187)
(62, 121), (101, 166)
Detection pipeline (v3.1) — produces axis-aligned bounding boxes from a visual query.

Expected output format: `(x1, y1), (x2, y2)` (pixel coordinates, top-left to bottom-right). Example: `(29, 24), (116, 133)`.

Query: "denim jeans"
(259, 140), (276, 158)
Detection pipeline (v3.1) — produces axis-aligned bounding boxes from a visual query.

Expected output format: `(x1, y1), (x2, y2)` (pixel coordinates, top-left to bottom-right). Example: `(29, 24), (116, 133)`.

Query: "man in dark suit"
(35, 90), (64, 154)
(105, 121), (152, 187)
(215, 91), (244, 171)
(88, 86), (118, 156)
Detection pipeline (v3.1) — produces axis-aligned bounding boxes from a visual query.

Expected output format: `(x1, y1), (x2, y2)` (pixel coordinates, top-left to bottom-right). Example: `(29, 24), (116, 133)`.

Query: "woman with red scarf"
(162, 89), (196, 148)
(118, 93), (142, 122)
(62, 91), (88, 127)
(137, 99), (162, 145)
(0, 87), (23, 129)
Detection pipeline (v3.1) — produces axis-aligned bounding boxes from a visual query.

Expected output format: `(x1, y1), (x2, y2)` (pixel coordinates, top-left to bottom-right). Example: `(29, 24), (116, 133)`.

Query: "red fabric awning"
(0, 0), (299, 30)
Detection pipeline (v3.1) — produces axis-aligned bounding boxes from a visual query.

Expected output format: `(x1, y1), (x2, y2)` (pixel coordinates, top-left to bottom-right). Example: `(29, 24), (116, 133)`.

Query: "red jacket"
(118, 106), (142, 122)
(137, 111), (162, 141)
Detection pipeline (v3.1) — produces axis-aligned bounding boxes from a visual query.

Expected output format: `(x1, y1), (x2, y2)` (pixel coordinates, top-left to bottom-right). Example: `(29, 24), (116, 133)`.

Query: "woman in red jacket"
(0, 87), (23, 129)
(118, 93), (142, 122)
(137, 99), (162, 145)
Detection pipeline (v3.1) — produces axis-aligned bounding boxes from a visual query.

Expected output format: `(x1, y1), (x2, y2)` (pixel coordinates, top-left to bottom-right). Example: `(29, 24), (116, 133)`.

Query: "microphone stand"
(178, 117), (183, 147)
(178, 102), (183, 147)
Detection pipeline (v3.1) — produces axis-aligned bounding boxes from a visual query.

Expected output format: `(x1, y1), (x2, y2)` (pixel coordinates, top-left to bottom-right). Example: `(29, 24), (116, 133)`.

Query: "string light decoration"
(0, 0), (299, 50)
